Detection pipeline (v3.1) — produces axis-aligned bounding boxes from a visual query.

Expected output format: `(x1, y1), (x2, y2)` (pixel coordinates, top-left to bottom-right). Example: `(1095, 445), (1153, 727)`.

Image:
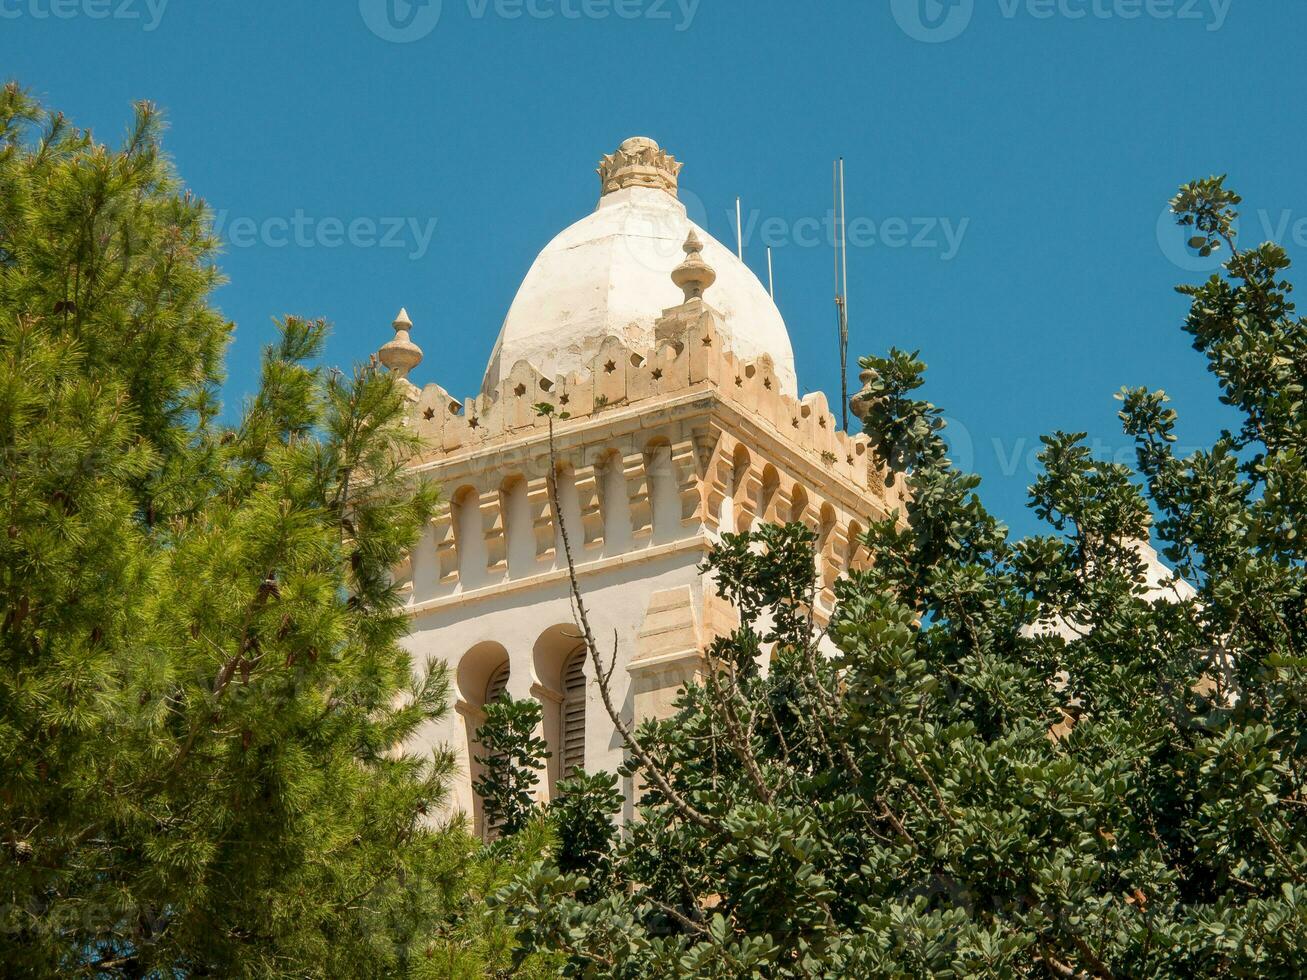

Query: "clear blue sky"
(3, 0), (1302, 537)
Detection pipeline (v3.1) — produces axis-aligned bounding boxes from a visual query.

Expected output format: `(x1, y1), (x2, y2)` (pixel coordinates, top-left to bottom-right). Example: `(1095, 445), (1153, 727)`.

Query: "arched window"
(646, 440), (678, 544)
(818, 504), (839, 593)
(452, 485), (489, 590)
(790, 484), (810, 526)
(560, 647), (587, 781)
(730, 444), (753, 532)
(846, 520), (866, 572)
(760, 466), (780, 523)
(485, 661), (510, 706)
(552, 462), (583, 563)
(500, 475), (535, 578)
(598, 451), (632, 555)
(479, 660), (513, 840)
(819, 504), (837, 547)
(456, 641), (510, 840)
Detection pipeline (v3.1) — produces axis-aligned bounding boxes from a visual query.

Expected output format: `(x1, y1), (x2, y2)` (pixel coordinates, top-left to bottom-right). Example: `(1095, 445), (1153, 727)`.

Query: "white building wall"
(404, 545), (706, 834)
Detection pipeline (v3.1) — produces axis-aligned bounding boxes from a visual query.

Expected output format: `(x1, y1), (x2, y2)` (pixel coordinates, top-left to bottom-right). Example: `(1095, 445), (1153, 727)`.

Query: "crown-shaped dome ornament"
(671, 230), (716, 303)
(597, 136), (683, 198)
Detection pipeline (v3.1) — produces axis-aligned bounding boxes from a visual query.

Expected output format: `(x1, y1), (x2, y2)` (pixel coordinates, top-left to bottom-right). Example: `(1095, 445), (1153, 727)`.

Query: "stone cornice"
(411, 386), (897, 526)
(404, 536), (711, 620)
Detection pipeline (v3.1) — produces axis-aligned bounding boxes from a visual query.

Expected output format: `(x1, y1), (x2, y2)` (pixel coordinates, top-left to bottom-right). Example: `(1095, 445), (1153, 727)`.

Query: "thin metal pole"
(833, 160), (841, 307)
(833, 160), (841, 412)
(838, 157), (850, 431)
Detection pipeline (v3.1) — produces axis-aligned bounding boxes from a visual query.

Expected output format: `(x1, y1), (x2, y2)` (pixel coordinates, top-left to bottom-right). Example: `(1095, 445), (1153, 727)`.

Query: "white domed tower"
(384, 138), (899, 834)
(483, 136), (798, 398)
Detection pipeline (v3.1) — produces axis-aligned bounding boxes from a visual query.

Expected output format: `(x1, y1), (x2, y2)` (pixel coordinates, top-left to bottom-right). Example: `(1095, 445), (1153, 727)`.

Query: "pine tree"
(0, 85), (550, 977)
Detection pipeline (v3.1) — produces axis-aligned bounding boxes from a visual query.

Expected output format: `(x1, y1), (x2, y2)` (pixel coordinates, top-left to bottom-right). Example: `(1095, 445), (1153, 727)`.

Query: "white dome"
(482, 143), (798, 397)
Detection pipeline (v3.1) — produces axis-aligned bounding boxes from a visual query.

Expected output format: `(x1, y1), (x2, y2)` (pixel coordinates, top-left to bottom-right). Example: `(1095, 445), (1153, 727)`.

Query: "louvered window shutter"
(561, 649), (586, 780)
(480, 662), (512, 840)
(485, 662), (509, 706)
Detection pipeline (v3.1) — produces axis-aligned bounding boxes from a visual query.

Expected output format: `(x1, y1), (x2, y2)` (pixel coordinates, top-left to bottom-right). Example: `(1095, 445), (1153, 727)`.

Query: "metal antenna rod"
(833, 159), (841, 299)
(833, 159), (850, 430)
(839, 157), (850, 431)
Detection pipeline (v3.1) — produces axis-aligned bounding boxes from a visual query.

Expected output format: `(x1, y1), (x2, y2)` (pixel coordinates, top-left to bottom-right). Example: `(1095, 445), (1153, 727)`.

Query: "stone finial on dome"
(378, 307), (423, 382)
(849, 367), (877, 422)
(671, 230), (716, 303)
(598, 136), (683, 198)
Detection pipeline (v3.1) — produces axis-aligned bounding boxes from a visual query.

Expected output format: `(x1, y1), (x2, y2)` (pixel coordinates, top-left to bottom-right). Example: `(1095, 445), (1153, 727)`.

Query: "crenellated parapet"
(407, 299), (890, 500)
(387, 233), (902, 622)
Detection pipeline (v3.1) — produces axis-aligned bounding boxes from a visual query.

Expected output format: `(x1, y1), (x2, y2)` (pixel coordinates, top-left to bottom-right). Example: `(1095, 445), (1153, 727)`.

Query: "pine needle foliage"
(0, 85), (527, 977)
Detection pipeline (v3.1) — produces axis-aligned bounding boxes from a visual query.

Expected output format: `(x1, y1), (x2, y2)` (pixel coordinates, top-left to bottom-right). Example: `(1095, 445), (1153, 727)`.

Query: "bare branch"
(541, 412), (715, 831)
